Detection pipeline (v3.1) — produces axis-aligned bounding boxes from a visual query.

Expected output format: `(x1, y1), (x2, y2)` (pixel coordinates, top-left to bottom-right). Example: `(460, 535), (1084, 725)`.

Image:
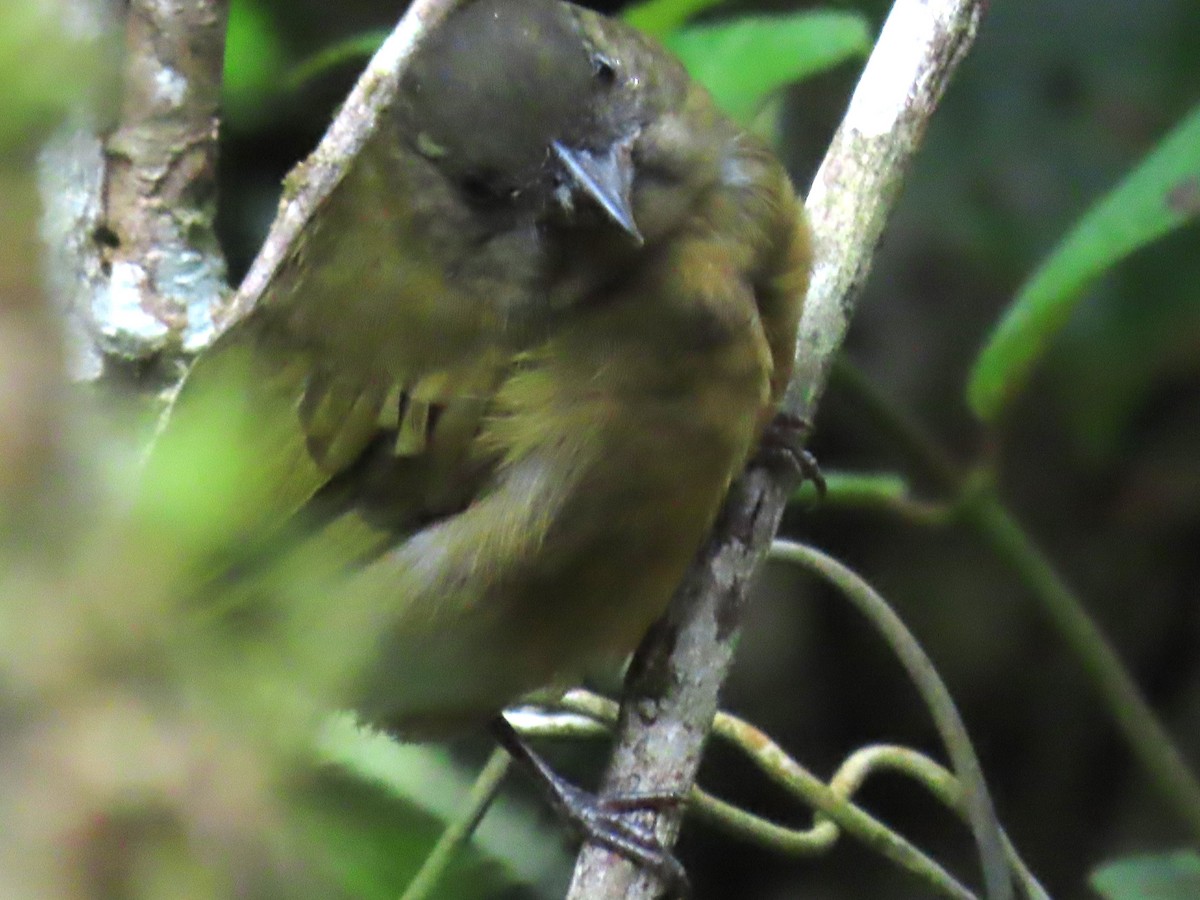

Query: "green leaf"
(286, 30), (390, 92)
(309, 715), (570, 898)
(297, 767), (486, 900)
(967, 100), (1200, 422)
(1046, 224), (1200, 459)
(624, 0), (726, 37)
(222, 0), (288, 125)
(1090, 851), (1200, 899)
(664, 12), (872, 126)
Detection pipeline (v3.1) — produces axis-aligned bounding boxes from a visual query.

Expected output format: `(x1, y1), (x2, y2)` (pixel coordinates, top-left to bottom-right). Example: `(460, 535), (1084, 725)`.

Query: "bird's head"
(398, 0), (727, 249)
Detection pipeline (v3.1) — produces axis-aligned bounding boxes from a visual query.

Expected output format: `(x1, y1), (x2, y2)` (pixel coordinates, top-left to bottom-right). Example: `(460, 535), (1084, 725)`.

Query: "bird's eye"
(592, 55), (617, 87)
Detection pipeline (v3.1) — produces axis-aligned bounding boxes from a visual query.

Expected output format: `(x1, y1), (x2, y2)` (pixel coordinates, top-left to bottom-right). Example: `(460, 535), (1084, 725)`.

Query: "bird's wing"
(143, 113), (547, 562)
(146, 304), (505, 589)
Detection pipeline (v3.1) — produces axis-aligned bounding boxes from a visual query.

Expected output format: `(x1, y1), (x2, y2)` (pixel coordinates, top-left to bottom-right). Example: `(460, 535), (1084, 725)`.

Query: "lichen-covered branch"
(41, 0), (230, 383)
(564, 1), (989, 898)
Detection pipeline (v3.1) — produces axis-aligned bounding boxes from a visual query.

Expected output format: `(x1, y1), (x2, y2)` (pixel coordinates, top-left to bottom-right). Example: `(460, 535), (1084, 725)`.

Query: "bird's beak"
(552, 135), (644, 245)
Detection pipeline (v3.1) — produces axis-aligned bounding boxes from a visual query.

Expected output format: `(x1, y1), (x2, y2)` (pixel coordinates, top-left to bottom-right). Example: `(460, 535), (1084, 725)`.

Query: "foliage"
(969, 101), (1200, 423)
(664, 12), (871, 126)
(1090, 852), (1200, 900)
(0, 1), (118, 149)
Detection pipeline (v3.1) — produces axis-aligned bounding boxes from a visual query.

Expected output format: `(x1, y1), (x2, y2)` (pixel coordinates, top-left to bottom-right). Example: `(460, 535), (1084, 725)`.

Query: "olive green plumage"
(154, 0), (811, 733)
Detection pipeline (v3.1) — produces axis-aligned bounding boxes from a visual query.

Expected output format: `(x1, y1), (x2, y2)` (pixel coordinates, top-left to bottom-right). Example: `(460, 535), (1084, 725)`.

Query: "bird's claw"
(561, 781), (691, 896)
(491, 717), (691, 897)
(755, 412), (826, 498)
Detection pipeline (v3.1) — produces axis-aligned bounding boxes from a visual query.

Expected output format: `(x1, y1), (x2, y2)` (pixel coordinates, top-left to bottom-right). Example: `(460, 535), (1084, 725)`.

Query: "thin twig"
(565, 1), (990, 897)
(832, 357), (1200, 843)
(830, 746), (1052, 900)
(538, 693), (1040, 900)
(705, 718), (980, 900)
(398, 747), (513, 900)
(530, 695), (976, 898)
(771, 540), (1011, 899)
(791, 470), (953, 523)
(963, 498), (1200, 842)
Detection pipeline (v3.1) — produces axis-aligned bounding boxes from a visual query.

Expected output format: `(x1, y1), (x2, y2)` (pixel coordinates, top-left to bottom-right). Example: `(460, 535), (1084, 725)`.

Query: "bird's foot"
(755, 411), (826, 498)
(490, 716), (690, 897)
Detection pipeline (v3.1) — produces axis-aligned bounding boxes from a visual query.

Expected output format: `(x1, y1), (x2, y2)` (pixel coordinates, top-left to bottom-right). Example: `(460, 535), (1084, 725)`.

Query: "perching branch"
(564, 2), (993, 899)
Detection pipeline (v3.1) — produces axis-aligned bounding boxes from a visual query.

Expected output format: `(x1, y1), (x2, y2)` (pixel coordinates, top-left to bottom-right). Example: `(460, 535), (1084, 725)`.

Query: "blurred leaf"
(286, 30), (390, 92)
(968, 101), (1200, 422)
(297, 768), (491, 900)
(1090, 851), (1200, 899)
(624, 0), (726, 37)
(1047, 223), (1200, 459)
(223, 0), (288, 125)
(664, 12), (872, 125)
(137, 355), (273, 548)
(311, 715), (569, 898)
(0, 0), (118, 149)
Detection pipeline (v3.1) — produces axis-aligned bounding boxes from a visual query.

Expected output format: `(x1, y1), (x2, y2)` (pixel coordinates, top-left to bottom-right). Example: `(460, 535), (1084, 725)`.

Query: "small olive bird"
(151, 0), (810, 869)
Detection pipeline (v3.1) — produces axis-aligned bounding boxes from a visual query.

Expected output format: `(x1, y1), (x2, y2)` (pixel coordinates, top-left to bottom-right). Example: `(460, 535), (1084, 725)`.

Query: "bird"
(150, 0), (811, 745)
